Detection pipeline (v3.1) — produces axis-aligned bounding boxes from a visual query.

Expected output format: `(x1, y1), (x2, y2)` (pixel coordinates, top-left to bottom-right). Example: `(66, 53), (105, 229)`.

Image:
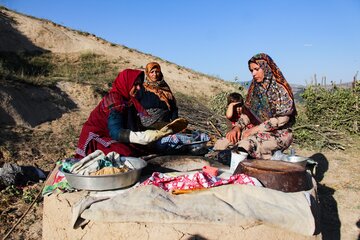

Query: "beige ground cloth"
(76, 184), (315, 236)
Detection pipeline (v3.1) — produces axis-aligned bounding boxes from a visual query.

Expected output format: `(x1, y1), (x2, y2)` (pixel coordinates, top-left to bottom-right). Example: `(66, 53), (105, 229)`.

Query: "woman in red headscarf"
(225, 53), (296, 159)
(136, 62), (178, 129)
(75, 69), (172, 158)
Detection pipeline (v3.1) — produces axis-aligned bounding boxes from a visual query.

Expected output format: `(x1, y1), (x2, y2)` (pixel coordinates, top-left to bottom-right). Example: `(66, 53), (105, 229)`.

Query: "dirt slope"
(0, 7), (237, 102)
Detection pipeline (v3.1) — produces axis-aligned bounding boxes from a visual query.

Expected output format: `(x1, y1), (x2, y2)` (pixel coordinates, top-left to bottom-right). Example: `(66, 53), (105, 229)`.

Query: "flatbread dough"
(160, 118), (188, 134)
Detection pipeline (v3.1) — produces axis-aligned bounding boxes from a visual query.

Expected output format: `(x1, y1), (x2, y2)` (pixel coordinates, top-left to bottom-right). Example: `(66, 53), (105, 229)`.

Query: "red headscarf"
(104, 69), (148, 115)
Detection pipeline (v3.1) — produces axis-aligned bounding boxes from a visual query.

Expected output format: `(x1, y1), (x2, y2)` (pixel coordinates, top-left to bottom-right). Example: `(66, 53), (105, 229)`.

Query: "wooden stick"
(208, 120), (223, 137)
(2, 186), (42, 240)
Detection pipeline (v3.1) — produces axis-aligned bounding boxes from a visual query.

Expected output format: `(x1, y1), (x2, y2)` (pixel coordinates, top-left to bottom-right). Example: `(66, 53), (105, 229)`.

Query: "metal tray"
(60, 157), (147, 191)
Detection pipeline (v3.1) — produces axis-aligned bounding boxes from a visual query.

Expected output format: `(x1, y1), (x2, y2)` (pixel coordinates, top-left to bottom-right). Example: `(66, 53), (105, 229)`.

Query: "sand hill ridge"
(0, 6), (240, 127)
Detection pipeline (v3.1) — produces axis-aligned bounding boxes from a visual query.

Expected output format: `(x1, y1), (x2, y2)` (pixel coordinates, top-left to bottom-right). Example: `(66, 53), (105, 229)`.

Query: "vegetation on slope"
(0, 52), (118, 88)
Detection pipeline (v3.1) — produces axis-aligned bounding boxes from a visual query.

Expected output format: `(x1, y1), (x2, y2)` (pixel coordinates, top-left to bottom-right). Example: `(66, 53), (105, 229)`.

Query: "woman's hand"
(226, 126), (242, 144)
(242, 127), (258, 139)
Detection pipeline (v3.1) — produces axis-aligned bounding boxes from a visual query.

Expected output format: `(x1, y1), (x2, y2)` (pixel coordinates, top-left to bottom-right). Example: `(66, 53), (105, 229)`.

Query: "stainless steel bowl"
(285, 156), (308, 168)
(60, 157), (147, 191)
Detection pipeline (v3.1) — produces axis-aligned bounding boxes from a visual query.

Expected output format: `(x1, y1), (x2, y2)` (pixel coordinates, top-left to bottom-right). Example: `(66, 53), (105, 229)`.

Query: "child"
(214, 92), (253, 152)
(226, 92), (244, 126)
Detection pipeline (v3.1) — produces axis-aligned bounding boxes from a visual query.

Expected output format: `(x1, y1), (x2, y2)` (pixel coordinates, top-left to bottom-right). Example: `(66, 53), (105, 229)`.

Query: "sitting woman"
(137, 62), (210, 154)
(225, 53), (296, 159)
(136, 62), (178, 129)
(75, 69), (174, 159)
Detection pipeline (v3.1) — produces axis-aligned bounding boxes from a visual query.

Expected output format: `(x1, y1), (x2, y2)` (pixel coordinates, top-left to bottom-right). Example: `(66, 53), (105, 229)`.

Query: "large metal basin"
(60, 157), (147, 191)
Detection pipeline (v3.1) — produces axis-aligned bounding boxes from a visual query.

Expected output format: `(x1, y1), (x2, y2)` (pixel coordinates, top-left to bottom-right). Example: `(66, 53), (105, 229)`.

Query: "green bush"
(301, 84), (359, 134)
(210, 91), (230, 115)
(293, 82), (359, 150)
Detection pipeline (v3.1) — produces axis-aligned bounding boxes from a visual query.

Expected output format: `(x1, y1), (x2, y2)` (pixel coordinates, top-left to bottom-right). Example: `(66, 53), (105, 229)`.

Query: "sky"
(1, 0), (359, 85)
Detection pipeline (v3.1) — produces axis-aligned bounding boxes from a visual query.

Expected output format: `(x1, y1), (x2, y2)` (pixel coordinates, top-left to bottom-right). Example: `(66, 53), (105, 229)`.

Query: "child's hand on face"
(232, 102), (243, 114)
(226, 102), (243, 120)
(228, 102), (242, 107)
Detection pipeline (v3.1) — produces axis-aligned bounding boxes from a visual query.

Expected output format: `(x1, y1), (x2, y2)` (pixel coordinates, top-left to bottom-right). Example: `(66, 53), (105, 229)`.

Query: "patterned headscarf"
(246, 53), (295, 123)
(144, 62), (175, 110)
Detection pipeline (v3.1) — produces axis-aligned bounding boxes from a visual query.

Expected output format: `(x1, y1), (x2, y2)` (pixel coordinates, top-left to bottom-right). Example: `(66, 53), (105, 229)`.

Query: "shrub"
(210, 91), (230, 115)
(293, 82), (359, 150)
(301, 84), (359, 134)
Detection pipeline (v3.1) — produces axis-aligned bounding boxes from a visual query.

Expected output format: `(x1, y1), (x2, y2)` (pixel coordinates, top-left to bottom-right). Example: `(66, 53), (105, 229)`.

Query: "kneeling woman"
(75, 69), (172, 158)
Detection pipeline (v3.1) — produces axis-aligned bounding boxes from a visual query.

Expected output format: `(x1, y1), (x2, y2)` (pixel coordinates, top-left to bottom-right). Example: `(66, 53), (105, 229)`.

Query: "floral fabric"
(141, 171), (257, 192)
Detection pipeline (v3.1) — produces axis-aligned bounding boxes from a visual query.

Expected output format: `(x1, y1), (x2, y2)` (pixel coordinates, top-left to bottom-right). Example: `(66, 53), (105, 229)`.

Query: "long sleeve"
(256, 116), (290, 132)
(170, 105), (179, 120)
(234, 114), (251, 129)
(108, 110), (130, 141)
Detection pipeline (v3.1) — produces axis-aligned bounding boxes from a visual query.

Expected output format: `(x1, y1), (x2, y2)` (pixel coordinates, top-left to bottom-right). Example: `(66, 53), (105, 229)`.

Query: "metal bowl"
(60, 157), (147, 191)
(285, 156), (308, 168)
